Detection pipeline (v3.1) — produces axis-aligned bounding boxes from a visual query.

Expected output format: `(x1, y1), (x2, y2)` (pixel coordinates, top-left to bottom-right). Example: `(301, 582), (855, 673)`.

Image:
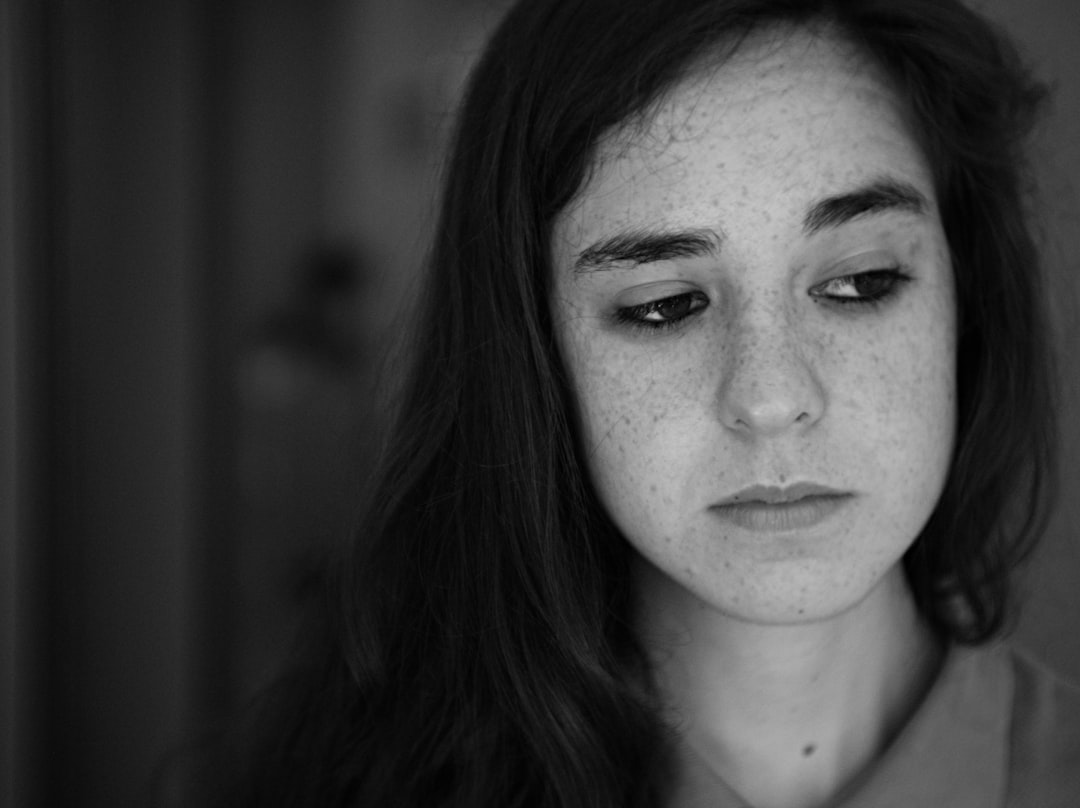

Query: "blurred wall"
(2, 1), (1077, 807)
(4, 1), (510, 806)
(981, 0), (1080, 676)
(5, 2), (207, 806)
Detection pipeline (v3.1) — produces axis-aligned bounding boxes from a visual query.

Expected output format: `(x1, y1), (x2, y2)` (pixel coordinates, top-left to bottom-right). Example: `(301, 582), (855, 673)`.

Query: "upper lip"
(716, 483), (849, 506)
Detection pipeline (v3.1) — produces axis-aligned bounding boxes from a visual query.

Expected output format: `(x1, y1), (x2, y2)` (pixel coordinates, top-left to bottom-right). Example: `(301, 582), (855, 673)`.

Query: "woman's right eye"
(614, 291), (709, 331)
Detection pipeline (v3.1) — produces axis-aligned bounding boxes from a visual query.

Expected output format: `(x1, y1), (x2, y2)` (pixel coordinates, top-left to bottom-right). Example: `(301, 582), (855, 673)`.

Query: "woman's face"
(550, 29), (957, 625)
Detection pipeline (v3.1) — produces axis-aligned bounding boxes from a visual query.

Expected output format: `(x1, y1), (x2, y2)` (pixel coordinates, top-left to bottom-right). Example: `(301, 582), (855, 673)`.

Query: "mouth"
(711, 483), (853, 532)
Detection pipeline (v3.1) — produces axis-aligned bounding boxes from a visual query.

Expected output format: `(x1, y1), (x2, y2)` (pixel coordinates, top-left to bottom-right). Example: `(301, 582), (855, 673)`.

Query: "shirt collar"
(667, 644), (1013, 808)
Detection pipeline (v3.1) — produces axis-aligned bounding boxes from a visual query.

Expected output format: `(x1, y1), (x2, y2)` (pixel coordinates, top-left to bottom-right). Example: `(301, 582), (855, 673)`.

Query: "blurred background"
(1, 0), (1077, 806)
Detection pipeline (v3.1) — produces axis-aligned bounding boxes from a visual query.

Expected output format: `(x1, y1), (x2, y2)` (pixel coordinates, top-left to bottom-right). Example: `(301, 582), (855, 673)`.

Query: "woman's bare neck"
(637, 564), (944, 808)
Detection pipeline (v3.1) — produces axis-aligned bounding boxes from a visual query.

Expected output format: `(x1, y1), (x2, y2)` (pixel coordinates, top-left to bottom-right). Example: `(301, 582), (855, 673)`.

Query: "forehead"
(552, 28), (935, 260)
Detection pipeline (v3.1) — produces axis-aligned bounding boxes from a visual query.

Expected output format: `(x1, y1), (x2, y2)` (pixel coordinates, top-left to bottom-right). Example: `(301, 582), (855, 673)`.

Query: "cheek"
(573, 345), (675, 462)
(844, 295), (957, 504)
(560, 324), (703, 506)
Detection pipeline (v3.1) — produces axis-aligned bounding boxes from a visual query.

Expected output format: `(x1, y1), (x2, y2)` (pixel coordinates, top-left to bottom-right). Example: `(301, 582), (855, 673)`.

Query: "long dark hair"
(208, 1), (1055, 805)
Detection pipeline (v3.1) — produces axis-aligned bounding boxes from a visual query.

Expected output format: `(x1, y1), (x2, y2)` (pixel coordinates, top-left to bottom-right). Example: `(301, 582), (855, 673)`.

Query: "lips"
(711, 483), (852, 532)
(717, 482), (848, 506)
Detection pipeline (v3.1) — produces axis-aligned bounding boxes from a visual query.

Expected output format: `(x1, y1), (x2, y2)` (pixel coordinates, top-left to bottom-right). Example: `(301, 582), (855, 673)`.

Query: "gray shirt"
(668, 644), (1080, 807)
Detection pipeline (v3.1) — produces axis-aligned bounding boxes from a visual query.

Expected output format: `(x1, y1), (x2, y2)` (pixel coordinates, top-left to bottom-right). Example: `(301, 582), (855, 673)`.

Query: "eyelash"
(810, 267), (911, 307)
(613, 268), (910, 332)
(614, 291), (710, 332)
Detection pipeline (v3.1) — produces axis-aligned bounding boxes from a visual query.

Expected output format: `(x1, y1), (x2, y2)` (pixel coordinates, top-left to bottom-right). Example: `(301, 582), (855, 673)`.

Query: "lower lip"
(711, 495), (851, 532)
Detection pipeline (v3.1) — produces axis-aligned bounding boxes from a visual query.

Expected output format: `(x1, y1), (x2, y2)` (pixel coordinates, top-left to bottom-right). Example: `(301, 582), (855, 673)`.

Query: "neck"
(637, 564), (942, 808)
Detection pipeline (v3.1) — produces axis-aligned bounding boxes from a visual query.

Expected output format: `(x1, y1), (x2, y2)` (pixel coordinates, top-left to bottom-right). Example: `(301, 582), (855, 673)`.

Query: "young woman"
(202, 0), (1077, 805)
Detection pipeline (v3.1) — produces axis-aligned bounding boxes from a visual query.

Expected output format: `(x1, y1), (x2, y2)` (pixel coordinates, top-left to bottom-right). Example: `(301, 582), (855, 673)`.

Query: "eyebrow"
(573, 228), (721, 274)
(802, 178), (928, 235)
(571, 177), (929, 274)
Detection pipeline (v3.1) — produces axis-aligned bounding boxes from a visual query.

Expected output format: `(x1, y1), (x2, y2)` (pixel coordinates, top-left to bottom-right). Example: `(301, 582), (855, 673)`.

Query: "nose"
(716, 306), (826, 437)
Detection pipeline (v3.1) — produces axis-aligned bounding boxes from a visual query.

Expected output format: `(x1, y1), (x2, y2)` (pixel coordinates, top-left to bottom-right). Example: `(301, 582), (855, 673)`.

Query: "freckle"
(650, 484), (658, 493)
(803, 744), (816, 757)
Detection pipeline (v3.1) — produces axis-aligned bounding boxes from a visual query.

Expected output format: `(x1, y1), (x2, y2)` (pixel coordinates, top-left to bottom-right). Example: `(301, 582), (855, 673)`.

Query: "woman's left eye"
(810, 268), (910, 305)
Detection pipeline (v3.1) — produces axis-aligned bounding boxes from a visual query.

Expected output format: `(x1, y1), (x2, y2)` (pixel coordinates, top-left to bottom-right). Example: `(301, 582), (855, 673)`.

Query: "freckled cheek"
(573, 349), (674, 446)
(838, 314), (956, 466)
(567, 337), (706, 495)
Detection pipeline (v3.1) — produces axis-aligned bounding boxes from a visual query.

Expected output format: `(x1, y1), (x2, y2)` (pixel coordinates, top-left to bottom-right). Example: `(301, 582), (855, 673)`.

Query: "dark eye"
(616, 291), (709, 330)
(811, 269), (909, 304)
(648, 294), (698, 322)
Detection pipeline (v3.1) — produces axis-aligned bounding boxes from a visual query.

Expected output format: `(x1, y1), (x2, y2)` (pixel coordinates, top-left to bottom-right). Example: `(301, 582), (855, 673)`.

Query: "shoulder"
(1005, 645), (1080, 806)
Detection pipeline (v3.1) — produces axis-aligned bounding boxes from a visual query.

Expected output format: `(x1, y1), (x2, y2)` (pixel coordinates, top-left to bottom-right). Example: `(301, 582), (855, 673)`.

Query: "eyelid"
(809, 266), (910, 305)
(614, 289), (710, 331)
(822, 249), (902, 274)
(611, 279), (702, 306)
(809, 249), (908, 291)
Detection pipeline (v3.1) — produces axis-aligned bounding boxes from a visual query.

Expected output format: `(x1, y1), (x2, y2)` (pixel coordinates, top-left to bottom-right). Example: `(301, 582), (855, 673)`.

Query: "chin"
(664, 552), (909, 629)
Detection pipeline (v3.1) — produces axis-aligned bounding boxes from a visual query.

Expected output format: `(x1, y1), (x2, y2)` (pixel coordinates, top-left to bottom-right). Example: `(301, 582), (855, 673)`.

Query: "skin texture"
(550, 28), (956, 808)
(551, 29), (956, 628)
